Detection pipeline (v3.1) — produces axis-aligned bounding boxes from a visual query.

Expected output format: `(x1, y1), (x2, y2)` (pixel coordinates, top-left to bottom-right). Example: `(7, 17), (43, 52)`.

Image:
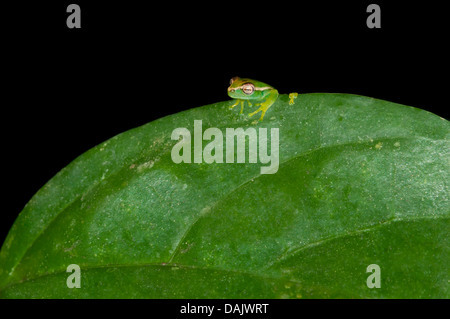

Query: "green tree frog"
(227, 77), (279, 121)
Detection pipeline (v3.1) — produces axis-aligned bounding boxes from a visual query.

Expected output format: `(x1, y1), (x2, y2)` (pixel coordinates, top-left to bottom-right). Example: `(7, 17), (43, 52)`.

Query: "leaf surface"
(1, 93), (448, 298)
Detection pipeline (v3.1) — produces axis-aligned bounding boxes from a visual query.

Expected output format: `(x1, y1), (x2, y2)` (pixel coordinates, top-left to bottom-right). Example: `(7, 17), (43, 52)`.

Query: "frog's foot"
(248, 110), (258, 117)
(248, 106), (266, 121)
(229, 99), (241, 110)
(250, 98), (275, 121)
(288, 92), (299, 105)
(248, 109), (266, 121)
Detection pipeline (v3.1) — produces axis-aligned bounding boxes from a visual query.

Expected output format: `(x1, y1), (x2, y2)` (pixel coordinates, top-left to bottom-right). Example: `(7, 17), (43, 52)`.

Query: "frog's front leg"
(230, 99), (250, 114)
(229, 99), (241, 110)
(248, 103), (268, 121)
(248, 91), (278, 121)
(240, 100), (245, 114)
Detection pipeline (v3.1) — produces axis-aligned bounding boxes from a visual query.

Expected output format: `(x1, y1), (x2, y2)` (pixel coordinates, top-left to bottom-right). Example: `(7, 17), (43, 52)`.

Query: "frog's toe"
(248, 110), (257, 117)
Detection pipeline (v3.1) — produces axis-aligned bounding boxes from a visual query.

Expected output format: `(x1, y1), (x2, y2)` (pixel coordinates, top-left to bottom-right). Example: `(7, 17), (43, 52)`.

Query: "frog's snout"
(227, 87), (235, 93)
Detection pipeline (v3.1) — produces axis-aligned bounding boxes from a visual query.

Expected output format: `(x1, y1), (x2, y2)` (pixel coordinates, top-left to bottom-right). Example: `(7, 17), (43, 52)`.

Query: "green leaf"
(0, 93), (448, 298)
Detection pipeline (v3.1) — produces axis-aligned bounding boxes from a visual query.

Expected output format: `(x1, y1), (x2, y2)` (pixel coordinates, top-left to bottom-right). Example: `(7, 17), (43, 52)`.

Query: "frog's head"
(227, 76), (261, 100)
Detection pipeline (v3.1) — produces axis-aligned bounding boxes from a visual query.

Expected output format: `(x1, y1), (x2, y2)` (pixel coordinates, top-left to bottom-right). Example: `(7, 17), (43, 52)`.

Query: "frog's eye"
(230, 76), (240, 85)
(242, 83), (255, 95)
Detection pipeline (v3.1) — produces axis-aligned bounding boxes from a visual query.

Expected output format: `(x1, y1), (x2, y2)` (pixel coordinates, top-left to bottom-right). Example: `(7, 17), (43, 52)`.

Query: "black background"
(1, 0), (448, 308)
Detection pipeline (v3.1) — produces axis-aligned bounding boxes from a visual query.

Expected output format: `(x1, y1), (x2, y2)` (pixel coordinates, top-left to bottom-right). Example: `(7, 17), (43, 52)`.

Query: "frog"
(227, 77), (279, 121)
